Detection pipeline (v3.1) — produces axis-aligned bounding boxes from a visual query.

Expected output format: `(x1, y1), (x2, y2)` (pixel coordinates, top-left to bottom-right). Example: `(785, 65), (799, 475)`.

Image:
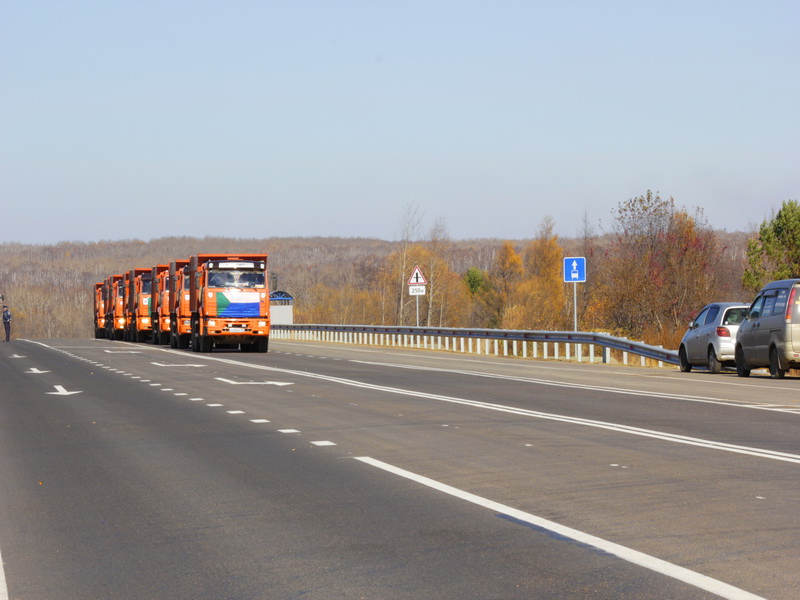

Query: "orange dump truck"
(126, 268), (153, 342)
(94, 282), (106, 338)
(150, 264), (170, 345)
(104, 274), (125, 340)
(188, 254), (270, 352)
(168, 259), (191, 349)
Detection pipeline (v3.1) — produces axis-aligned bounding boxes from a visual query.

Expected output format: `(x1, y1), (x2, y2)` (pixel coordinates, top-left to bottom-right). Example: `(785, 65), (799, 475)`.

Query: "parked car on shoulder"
(679, 302), (749, 373)
(735, 279), (800, 378)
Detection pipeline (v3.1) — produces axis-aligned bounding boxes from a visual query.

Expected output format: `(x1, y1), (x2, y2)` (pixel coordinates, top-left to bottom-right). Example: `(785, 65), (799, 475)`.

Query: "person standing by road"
(2, 305), (11, 342)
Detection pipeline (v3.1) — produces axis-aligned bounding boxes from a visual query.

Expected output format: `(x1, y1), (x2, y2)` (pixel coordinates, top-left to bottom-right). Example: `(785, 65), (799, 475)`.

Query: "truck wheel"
(199, 335), (213, 352)
(178, 334), (190, 349)
(256, 337), (268, 353)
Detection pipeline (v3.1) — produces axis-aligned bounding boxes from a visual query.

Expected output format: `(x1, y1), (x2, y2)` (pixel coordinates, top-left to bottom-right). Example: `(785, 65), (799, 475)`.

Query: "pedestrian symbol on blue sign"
(563, 257), (586, 283)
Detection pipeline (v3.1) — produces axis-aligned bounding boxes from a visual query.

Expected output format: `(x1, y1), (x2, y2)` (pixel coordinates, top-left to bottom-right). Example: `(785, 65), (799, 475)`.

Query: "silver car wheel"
(707, 347), (721, 374)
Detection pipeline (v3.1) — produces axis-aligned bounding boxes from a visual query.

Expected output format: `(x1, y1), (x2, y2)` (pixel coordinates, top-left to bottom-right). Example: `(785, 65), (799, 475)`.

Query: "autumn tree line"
(0, 192), (794, 350)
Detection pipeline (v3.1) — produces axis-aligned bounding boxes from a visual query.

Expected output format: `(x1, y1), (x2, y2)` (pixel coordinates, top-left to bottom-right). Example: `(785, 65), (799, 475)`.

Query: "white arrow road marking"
(151, 362), (206, 367)
(215, 377), (293, 386)
(47, 385), (82, 396)
(9, 354), (26, 358)
(25, 368), (50, 374)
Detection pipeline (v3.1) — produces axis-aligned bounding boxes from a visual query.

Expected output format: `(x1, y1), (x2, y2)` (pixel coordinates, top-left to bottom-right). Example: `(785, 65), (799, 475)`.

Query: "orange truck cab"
(188, 254), (270, 352)
(104, 274), (125, 340)
(150, 264), (170, 345)
(94, 282), (106, 338)
(169, 260), (191, 349)
(126, 268), (153, 342)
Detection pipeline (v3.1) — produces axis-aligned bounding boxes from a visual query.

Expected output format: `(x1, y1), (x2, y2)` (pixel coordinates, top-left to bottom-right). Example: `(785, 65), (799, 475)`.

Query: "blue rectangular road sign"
(563, 257), (587, 283)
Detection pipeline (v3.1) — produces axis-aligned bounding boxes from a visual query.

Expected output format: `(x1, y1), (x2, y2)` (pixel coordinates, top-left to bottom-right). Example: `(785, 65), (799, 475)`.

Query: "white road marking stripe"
(227, 410), (245, 415)
(353, 360), (796, 412)
(250, 419), (270, 423)
(160, 350), (800, 465)
(355, 457), (766, 600)
(278, 429), (300, 433)
(311, 441), (336, 446)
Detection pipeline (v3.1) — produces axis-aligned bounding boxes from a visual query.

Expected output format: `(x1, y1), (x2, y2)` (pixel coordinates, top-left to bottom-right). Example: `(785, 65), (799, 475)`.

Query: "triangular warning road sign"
(407, 265), (427, 285)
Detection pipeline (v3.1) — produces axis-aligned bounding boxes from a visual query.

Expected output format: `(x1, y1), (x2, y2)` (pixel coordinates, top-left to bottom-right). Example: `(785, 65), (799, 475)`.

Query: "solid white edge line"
(0, 544), (7, 600)
(157, 348), (800, 465)
(354, 456), (766, 600)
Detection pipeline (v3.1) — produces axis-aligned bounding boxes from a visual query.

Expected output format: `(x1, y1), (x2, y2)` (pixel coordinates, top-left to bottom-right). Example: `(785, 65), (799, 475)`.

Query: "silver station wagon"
(679, 302), (749, 373)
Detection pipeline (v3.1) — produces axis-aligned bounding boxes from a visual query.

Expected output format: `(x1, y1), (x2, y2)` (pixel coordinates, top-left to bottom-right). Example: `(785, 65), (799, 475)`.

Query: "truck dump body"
(151, 264), (170, 345)
(189, 254), (270, 352)
(168, 260), (191, 349)
(94, 282), (106, 338)
(104, 275), (125, 340)
(126, 268), (153, 342)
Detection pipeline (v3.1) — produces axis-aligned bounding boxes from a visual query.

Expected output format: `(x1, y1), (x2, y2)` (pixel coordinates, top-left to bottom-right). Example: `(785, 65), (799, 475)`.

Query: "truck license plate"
(227, 327), (245, 332)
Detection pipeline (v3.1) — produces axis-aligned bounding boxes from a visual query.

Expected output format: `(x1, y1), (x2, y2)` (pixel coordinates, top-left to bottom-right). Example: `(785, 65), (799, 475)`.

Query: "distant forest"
(0, 197), (754, 351)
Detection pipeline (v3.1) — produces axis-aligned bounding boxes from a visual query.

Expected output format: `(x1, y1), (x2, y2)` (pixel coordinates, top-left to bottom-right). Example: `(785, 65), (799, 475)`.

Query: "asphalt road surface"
(0, 337), (797, 599)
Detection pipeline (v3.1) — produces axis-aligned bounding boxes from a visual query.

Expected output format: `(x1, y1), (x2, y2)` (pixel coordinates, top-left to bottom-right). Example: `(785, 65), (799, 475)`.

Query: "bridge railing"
(271, 324), (679, 368)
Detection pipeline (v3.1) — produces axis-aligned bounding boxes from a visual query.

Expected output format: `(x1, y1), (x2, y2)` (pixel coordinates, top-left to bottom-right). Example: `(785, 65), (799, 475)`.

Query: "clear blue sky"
(2, 0), (798, 244)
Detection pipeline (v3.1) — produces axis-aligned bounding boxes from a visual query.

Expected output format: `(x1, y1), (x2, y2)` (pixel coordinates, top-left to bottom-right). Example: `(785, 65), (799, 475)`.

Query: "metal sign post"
(563, 257), (586, 331)
(407, 266), (427, 327)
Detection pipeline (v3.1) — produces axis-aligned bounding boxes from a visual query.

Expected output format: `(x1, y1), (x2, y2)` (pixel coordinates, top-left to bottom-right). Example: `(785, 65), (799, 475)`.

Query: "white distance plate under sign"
(409, 285), (426, 296)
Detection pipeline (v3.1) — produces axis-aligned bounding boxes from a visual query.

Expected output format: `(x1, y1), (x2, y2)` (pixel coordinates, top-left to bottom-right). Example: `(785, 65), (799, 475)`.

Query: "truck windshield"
(141, 279), (152, 294)
(208, 270), (266, 289)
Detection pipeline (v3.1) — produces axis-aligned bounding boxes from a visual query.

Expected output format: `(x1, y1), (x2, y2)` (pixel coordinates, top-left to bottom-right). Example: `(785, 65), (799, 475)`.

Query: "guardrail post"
(566, 343), (571, 360)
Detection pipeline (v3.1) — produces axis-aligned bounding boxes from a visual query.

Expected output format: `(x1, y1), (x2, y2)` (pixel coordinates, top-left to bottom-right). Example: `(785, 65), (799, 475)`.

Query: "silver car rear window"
(722, 308), (747, 325)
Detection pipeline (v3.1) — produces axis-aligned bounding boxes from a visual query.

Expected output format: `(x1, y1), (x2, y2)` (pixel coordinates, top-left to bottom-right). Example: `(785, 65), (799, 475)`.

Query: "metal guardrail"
(271, 324), (679, 367)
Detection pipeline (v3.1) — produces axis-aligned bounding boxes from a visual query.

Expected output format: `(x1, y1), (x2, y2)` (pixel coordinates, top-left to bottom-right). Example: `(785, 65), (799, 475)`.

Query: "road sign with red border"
(407, 265), (427, 286)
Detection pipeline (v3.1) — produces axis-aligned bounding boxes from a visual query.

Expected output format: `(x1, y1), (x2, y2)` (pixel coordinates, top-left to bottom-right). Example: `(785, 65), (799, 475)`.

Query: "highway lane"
(0, 338), (796, 599)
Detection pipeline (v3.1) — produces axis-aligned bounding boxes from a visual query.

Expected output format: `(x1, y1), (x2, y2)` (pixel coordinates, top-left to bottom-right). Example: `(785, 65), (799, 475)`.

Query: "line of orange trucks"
(94, 254), (270, 353)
